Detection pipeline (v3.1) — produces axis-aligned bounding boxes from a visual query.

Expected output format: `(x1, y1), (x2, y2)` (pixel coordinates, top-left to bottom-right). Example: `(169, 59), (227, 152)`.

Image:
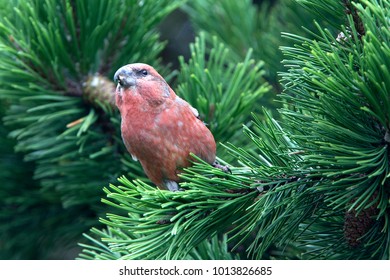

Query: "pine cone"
(83, 74), (116, 110)
(343, 192), (378, 247)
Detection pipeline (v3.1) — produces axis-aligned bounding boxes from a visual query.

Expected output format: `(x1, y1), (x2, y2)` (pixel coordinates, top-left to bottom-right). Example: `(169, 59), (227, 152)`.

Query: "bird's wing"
(175, 96), (199, 118)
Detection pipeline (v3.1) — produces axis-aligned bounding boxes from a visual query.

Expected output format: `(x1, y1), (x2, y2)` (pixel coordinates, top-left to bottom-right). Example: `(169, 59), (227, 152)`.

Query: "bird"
(113, 63), (217, 191)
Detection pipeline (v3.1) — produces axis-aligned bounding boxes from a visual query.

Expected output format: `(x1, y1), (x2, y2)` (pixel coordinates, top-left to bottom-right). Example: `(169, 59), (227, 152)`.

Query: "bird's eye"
(139, 69), (148, 76)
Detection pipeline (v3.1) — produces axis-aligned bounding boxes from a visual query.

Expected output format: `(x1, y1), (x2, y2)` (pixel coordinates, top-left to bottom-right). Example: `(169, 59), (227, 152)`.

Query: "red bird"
(114, 63), (216, 191)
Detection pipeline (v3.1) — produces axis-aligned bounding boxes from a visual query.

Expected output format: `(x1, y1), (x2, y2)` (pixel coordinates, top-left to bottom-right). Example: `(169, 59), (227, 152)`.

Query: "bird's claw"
(212, 161), (231, 174)
(164, 180), (183, 192)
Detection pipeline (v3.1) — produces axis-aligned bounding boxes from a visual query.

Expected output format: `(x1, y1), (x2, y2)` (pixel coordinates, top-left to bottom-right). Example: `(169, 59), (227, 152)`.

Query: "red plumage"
(114, 63), (216, 191)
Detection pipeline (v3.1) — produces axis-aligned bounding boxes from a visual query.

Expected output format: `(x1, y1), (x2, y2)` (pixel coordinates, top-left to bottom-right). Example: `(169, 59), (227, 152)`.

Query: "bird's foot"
(164, 180), (182, 192)
(212, 161), (231, 174)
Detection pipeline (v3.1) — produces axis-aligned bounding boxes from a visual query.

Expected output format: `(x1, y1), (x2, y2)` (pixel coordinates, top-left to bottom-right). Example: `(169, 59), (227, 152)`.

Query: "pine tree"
(78, 0), (389, 260)
(1, 0), (388, 260)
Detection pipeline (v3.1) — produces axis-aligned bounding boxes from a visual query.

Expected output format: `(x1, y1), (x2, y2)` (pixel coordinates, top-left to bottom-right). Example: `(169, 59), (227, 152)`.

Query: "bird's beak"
(114, 66), (136, 88)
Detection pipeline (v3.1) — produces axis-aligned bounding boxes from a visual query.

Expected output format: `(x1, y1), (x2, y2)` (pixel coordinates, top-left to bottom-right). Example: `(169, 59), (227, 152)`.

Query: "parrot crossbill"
(114, 63), (217, 191)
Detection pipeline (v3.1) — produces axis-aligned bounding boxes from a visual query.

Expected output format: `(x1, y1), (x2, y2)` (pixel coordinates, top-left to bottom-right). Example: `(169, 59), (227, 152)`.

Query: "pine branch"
(0, 0), (183, 258)
(79, 228), (239, 260)
(278, 0), (390, 259)
(184, 0), (321, 85)
(0, 0), (182, 207)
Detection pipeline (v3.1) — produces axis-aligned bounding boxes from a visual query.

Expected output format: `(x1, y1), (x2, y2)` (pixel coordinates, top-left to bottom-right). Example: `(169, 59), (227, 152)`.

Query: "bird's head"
(114, 63), (173, 108)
